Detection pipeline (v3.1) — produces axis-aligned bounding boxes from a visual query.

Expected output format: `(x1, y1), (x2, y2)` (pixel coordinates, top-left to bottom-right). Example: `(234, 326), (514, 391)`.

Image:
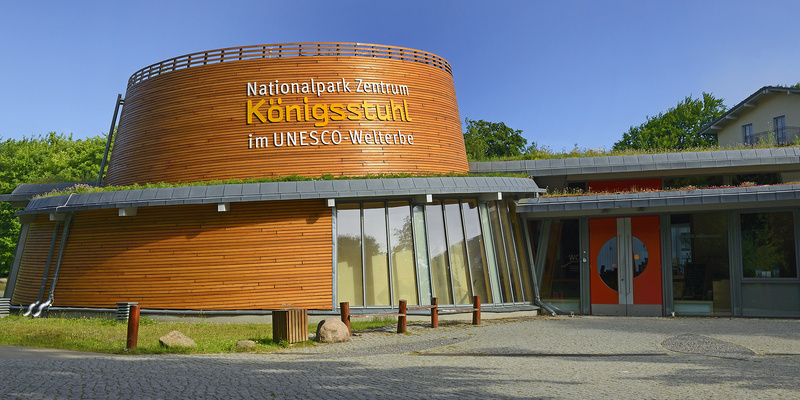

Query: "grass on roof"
(472, 142), (800, 162)
(34, 172), (531, 199)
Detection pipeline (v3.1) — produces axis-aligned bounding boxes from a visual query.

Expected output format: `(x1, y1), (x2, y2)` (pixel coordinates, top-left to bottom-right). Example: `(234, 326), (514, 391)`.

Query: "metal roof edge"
(19, 177), (543, 215)
(469, 146), (800, 177)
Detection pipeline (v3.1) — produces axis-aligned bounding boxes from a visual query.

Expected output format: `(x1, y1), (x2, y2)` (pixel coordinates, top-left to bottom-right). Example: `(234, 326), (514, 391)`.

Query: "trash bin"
(272, 309), (308, 344)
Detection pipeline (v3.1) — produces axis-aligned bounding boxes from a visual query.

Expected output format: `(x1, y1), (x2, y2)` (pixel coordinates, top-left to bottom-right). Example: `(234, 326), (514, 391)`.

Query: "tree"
(463, 118), (528, 160)
(612, 93), (727, 151)
(0, 132), (108, 276)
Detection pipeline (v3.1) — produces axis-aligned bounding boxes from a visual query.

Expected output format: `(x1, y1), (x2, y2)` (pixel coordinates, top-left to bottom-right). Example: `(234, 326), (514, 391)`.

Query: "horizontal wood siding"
(15, 201), (333, 310)
(106, 55), (465, 185)
(11, 216), (62, 305)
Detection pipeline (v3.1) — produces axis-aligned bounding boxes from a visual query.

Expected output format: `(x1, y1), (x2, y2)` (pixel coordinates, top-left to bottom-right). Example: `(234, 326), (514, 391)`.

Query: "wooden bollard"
(398, 300), (407, 333)
(340, 302), (351, 334)
(431, 297), (439, 328)
(473, 295), (481, 325)
(126, 304), (140, 350)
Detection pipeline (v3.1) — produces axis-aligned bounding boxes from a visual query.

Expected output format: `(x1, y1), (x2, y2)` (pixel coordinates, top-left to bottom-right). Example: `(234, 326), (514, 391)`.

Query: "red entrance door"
(589, 215), (662, 316)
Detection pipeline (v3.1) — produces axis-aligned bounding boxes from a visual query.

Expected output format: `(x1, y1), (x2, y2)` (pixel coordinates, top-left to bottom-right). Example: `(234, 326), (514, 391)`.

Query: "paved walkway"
(1, 316), (799, 399)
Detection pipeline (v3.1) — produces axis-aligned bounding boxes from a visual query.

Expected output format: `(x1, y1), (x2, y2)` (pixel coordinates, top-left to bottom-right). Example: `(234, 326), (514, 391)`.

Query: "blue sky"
(2, 0), (799, 151)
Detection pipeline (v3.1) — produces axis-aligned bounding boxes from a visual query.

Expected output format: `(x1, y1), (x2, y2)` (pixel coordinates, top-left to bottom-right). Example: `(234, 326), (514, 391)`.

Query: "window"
(773, 115), (786, 143)
(740, 211), (797, 279)
(663, 175), (723, 190)
(731, 173), (780, 186)
(670, 213), (731, 316)
(536, 219), (581, 311)
(336, 199), (527, 307)
(742, 124), (754, 145)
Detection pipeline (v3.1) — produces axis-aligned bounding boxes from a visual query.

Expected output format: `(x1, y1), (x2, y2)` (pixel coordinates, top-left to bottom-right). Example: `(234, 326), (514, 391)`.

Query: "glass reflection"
(388, 202), (418, 305)
(499, 202), (525, 301)
(464, 200), (491, 303)
(336, 205), (363, 306)
(597, 237), (618, 291)
(631, 237), (648, 277)
(445, 200), (472, 305)
(488, 201), (514, 302)
(336, 199), (532, 308)
(413, 205), (431, 304)
(741, 211), (797, 279)
(426, 201), (453, 304)
(538, 219), (581, 307)
(363, 203), (390, 306)
(671, 213), (731, 315)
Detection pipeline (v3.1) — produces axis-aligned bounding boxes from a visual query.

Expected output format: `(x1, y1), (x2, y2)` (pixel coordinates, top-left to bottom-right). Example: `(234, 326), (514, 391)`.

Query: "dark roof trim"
(517, 183), (800, 217)
(21, 177), (543, 215)
(0, 182), (96, 207)
(469, 147), (800, 178)
(698, 86), (800, 135)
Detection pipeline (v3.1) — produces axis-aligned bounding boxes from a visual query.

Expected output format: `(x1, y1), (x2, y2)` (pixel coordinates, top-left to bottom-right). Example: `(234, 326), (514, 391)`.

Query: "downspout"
(33, 213), (74, 318)
(23, 221), (62, 316)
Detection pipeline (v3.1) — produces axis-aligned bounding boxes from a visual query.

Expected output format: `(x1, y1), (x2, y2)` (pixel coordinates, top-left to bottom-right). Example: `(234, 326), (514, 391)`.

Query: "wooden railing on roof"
(127, 42), (452, 88)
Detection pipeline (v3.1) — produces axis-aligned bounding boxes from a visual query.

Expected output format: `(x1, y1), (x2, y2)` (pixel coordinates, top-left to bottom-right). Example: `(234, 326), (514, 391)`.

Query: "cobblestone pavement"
(1, 316), (799, 399)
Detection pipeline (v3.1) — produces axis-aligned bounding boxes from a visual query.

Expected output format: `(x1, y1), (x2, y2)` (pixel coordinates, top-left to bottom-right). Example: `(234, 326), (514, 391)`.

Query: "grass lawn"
(0, 314), (397, 355)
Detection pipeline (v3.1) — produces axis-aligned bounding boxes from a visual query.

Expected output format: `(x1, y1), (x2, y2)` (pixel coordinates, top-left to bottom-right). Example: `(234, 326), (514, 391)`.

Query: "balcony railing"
(746, 126), (800, 145)
(127, 42), (452, 88)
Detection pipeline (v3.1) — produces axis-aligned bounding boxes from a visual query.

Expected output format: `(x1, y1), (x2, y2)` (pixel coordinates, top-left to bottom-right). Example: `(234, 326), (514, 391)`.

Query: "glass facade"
(342, 199), (800, 317)
(739, 210), (800, 317)
(388, 201), (418, 306)
(336, 199), (530, 307)
(532, 219), (581, 312)
(336, 204), (364, 306)
(740, 211), (797, 279)
(527, 210), (799, 318)
(670, 213), (731, 316)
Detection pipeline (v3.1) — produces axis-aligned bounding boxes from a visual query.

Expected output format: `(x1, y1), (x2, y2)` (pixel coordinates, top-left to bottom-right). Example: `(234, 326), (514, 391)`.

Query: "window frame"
(742, 123), (754, 145)
(737, 208), (800, 281)
(773, 115), (787, 143)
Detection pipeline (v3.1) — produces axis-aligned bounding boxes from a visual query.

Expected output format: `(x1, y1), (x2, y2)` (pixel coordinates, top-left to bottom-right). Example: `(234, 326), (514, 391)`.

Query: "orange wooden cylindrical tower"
(105, 43), (466, 186)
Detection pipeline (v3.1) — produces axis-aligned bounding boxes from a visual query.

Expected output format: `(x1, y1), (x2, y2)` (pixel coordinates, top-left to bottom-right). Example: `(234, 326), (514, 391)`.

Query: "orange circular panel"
(105, 43), (466, 185)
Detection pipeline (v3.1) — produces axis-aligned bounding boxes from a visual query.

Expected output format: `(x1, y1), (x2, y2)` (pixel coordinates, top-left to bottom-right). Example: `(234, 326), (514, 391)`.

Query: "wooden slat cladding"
(15, 201), (333, 310)
(11, 215), (63, 305)
(106, 53), (466, 186)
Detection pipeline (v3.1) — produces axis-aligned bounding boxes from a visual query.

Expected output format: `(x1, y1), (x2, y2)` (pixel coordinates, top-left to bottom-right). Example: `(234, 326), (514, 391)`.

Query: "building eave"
(469, 146), (800, 180)
(516, 183), (800, 218)
(19, 177), (544, 216)
(698, 86), (800, 135)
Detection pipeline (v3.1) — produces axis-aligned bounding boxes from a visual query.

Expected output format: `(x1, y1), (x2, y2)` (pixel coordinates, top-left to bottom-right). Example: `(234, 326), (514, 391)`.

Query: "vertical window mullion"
(407, 202), (422, 306)
(478, 202), (502, 303)
(495, 202), (517, 302)
(384, 202), (395, 307)
(794, 209), (800, 278)
(332, 205), (337, 309)
(413, 204), (431, 305)
(442, 201), (457, 304)
(422, 204), (435, 303)
(459, 199), (476, 299)
(506, 201), (527, 302)
(360, 203), (367, 307)
(521, 216), (540, 304)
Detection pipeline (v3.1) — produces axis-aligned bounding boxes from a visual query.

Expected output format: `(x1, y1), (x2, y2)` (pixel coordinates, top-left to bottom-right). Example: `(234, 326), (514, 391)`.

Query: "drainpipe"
(33, 214), (73, 318)
(529, 256), (556, 316)
(23, 221), (61, 316)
